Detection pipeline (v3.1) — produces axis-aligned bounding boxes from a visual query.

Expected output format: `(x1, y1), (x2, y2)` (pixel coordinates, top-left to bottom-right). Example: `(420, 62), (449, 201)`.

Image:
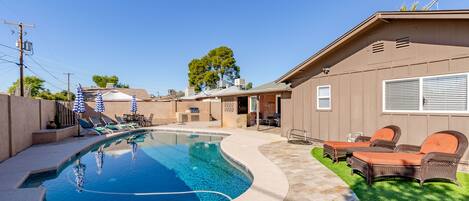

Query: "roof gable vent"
(372, 42), (384, 53)
(396, 37), (410, 48)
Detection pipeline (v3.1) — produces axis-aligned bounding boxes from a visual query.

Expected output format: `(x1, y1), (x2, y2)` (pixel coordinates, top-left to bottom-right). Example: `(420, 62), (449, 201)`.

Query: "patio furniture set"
(78, 113), (154, 135)
(321, 125), (468, 186)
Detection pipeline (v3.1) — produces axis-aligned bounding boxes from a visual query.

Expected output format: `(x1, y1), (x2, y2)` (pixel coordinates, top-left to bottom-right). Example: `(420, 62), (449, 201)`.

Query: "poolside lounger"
(115, 115), (139, 129)
(102, 116), (131, 130)
(88, 116), (119, 132)
(323, 125), (401, 162)
(349, 130), (468, 186)
(78, 119), (111, 135)
(89, 116), (117, 132)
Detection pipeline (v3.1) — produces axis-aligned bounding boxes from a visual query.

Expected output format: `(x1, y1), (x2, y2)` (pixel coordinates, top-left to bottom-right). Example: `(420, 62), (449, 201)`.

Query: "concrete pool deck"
(0, 121), (354, 201)
(0, 130), (134, 201)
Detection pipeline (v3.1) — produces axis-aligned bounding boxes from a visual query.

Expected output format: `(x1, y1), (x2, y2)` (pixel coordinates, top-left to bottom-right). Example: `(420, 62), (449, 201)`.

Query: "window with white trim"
(249, 96), (257, 112)
(383, 73), (468, 113)
(317, 85), (331, 110)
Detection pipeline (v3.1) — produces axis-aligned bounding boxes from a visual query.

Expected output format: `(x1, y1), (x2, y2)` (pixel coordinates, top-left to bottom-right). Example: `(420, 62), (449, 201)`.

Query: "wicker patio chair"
(348, 130), (468, 186)
(323, 125), (401, 162)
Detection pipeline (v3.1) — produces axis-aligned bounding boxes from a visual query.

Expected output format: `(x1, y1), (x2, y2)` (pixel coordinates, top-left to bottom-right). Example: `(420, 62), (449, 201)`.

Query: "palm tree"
(400, 0), (438, 11)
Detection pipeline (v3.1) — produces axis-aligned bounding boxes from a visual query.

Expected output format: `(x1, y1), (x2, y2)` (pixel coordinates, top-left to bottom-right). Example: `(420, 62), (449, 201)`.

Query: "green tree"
(188, 46), (240, 92)
(53, 90), (76, 101)
(92, 75), (128, 88)
(206, 46), (240, 83)
(8, 76), (46, 97)
(245, 82), (253, 90)
(36, 90), (55, 100)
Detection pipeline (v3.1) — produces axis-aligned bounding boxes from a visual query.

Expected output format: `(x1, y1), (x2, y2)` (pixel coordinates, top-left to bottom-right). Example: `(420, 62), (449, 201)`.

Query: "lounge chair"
(101, 116), (131, 130)
(349, 130), (468, 186)
(323, 125), (401, 162)
(78, 119), (110, 135)
(89, 116), (118, 132)
(115, 115), (138, 129)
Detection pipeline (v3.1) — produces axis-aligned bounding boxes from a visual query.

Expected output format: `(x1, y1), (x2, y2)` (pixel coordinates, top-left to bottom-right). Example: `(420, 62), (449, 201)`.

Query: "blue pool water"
(23, 131), (252, 201)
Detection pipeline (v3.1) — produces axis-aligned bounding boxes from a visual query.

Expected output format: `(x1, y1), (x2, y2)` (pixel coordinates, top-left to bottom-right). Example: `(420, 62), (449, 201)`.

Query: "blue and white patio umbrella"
(72, 159), (86, 192)
(72, 84), (85, 114)
(94, 92), (105, 113)
(95, 145), (104, 175)
(130, 95), (138, 114)
(129, 140), (138, 161)
(72, 84), (85, 137)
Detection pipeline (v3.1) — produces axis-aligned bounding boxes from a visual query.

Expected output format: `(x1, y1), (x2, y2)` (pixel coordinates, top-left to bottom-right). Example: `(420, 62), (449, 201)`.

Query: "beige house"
(216, 82), (291, 128)
(277, 10), (469, 163)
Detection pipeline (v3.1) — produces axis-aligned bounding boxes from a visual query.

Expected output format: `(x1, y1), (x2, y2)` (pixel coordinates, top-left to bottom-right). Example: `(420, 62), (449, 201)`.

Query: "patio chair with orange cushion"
(348, 130), (468, 186)
(323, 125), (401, 162)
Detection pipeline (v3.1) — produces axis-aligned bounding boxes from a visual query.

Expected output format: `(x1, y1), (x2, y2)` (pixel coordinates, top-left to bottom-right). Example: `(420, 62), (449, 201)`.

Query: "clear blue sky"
(1, 0), (469, 95)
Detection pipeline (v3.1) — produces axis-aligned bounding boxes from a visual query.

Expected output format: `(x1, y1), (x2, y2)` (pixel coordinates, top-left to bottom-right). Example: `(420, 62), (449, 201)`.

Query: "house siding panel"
(311, 79), (320, 139)
(339, 74), (351, 141)
(283, 19), (469, 163)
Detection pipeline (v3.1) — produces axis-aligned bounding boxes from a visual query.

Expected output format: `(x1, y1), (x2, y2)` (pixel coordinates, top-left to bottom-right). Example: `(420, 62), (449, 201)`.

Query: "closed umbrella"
(73, 84), (85, 137)
(95, 92), (105, 117)
(130, 95), (138, 114)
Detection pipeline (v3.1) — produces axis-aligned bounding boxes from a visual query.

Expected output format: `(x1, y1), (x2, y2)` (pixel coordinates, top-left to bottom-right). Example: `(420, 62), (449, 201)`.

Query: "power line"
(0, 57), (18, 65)
(0, 43), (19, 51)
(26, 55), (67, 84)
(24, 64), (66, 91)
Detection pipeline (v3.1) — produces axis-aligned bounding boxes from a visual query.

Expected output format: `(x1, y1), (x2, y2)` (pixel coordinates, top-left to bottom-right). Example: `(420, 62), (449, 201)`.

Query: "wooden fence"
(55, 101), (76, 128)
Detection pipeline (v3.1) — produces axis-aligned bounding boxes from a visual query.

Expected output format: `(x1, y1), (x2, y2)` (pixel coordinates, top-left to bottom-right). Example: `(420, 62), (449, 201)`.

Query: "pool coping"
(0, 126), (289, 201)
(146, 126), (289, 201)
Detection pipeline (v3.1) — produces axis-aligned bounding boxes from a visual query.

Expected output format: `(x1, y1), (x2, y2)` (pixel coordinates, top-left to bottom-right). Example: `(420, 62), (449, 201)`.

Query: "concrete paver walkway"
(259, 141), (358, 201)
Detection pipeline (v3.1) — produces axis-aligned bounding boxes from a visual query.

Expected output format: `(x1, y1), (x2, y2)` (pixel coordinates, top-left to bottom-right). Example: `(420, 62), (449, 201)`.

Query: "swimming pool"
(22, 130), (252, 201)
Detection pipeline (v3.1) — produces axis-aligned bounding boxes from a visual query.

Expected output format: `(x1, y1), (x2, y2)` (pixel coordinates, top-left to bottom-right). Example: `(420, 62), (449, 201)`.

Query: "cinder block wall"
(84, 100), (220, 124)
(0, 95), (57, 162)
(0, 95), (10, 161)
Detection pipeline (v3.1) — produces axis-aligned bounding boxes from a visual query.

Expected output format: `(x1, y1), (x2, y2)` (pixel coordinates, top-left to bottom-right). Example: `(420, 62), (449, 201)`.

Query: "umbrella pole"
(75, 113), (84, 137)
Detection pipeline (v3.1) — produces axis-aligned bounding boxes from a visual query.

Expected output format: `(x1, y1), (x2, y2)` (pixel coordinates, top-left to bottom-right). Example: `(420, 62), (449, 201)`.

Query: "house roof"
(209, 82), (291, 97)
(102, 90), (140, 101)
(209, 86), (245, 97)
(276, 10), (469, 83)
(83, 88), (151, 101)
(180, 88), (222, 100)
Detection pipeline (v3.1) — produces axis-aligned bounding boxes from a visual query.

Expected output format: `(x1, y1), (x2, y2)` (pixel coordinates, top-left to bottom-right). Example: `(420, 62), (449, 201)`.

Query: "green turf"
(311, 148), (469, 201)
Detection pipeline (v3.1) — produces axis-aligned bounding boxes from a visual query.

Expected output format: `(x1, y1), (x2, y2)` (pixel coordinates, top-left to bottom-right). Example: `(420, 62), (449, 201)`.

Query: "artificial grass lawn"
(311, 148), (469, 201)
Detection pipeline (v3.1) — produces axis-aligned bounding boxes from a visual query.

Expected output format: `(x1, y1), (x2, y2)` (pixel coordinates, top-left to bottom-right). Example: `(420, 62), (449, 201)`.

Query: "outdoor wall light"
(322, 66), (331, 74)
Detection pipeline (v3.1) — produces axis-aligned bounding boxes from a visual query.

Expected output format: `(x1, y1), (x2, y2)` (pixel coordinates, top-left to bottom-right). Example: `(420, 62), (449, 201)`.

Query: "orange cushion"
(370, 128), (395, 142)
(353, 152), (424, 166)
(420, 133), (458, 154)
(324, 141), (371, 149)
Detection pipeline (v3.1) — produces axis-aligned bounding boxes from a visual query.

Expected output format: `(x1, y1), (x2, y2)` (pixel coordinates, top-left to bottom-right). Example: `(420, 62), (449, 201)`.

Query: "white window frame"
(317, 85), (331, 110)
(249, 96), (257, 113)
(382, 72), (469, 114)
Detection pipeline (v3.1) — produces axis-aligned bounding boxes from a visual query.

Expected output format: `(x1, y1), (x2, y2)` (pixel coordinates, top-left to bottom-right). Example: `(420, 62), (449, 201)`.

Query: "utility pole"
(64, 73), (73, 101)
(4, 21), (34, 97)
